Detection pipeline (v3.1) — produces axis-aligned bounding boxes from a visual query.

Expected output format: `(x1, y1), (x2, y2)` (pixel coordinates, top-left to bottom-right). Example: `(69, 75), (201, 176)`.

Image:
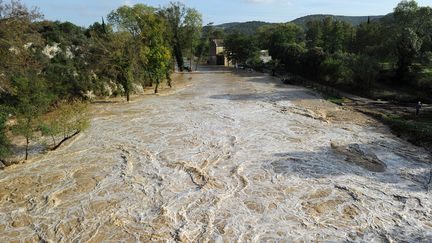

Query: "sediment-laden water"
(1, 67), (431, 242)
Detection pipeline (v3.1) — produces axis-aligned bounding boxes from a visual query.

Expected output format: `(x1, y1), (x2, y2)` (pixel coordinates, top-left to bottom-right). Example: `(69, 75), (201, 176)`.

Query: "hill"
(215, 21), (273, 35)
(291, 14), (385, 27)
(215, 14), (387, 35)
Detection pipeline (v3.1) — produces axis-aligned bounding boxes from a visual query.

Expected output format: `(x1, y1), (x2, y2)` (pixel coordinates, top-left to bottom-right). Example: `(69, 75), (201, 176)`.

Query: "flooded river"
(1, 67), (431, 242)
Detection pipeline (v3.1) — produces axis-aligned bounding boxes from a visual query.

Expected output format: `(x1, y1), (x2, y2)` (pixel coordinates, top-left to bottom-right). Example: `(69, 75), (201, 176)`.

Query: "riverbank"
(1, 72), (194, 169)
(274, 71), (432, 152)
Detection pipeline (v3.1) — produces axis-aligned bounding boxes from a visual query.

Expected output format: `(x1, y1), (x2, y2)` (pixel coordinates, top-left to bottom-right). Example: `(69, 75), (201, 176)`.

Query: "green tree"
(349, 55), (380, 92)
(182, 8), (202, 69)
(224, 32), (258, 65)
(12, 75), (52, 160)
(108, 5), (151, 101)
(305, 20), (323, 48)
(41, 101), (89, 149)
(137, 6), (172, 93)
(396, 28), (422, 82)
(0, 106), (11, 160)
(194, 23), (214, 70)
(269, 23), (305, 60)
(162, 2), (187, 71)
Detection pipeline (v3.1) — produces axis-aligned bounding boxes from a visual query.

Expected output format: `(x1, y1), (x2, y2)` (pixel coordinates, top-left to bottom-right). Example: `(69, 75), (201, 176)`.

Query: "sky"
(21, 0), (432, 27)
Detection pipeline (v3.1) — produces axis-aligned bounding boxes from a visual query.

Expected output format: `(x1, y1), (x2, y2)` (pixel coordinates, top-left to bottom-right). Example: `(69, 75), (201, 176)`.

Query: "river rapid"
(1, 66), (431, 242)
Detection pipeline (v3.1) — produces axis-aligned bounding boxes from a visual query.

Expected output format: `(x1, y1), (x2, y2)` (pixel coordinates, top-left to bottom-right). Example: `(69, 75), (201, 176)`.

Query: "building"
(208, 39), (229, 66)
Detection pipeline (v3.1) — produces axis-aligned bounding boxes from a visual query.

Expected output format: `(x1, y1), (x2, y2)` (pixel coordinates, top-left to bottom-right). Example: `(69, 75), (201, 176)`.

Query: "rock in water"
(331, 141), (387, 172)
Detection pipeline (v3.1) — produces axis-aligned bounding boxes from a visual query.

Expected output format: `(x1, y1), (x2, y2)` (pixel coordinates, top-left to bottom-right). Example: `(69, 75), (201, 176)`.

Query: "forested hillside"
(214, 14), (385, 35)
(291, 14), (386, 27)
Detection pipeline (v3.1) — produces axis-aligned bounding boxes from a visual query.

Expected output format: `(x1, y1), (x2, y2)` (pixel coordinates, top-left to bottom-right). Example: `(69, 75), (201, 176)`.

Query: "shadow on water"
(209, 90), (320, 102)
(202, 67), (320, 102)
(267, 141), (431, 193)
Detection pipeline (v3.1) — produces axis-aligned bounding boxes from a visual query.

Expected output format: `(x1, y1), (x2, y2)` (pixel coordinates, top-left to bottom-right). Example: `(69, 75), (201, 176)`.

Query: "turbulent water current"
(1, 66), (431, 242)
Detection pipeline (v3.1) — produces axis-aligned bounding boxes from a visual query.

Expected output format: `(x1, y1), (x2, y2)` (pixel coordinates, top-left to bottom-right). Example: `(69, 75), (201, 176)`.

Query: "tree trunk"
(25, 137), (29, 161)
(51, 135), (56, 147)
(167, 74), (172, 88)
(174, 35), (184, 72)
(155, 80), (159, 94)
(126, 91), (130, 102)
(195, 56), (199, 71)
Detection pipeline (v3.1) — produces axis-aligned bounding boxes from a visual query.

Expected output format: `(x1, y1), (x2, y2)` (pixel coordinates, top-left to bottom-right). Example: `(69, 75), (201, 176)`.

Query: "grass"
(326, 96), (352, 105)
(380, 113), (432, 148)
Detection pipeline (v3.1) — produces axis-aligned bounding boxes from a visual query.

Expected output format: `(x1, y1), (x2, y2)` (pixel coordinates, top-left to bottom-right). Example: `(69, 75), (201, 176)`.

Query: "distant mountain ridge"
(291, 14), (385, 27)
(215, 14), (387, 35)
(215, 21), (272, 35)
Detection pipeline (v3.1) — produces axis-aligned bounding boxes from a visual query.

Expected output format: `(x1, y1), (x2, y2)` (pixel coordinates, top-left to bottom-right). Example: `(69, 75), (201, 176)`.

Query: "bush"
(41, 101), (90, 148)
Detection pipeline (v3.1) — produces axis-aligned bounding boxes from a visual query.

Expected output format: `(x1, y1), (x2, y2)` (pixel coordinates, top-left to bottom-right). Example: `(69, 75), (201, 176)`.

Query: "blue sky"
(22, 0), (432, 27)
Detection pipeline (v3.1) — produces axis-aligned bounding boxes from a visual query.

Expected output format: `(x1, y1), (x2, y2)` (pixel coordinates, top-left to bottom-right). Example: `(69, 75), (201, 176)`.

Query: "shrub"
(41, 101), (90, 148)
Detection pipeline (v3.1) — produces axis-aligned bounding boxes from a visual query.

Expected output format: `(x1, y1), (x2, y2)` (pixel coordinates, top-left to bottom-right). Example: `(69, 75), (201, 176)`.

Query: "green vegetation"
(379, 113), (432, 148)
(162, 2), (203, 71)
(291, 15), (385, 28)
(223, 0), (432, 102)
(0, 107), (11, 160)
(0, 0), (203, 161)
(40, 101), (90, 149)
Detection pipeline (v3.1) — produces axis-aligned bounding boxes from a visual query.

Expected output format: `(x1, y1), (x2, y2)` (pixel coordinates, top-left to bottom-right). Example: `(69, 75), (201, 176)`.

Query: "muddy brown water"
(1, 66), (431, 242)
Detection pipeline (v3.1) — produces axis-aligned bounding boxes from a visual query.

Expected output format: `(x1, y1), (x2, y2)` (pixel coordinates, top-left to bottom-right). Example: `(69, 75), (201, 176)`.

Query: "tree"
(354, 21), (383, 55)
(194, 23), (213, 70)
(392, 1), (432, 82)
(12, 75), (52, 160)
(396, 28), (422, 82)
(224, 32), (258, 65)
(0, 0), (43, 95)
(162, 2), (202, 72)
(40, 101), (89, 149)
(137, 6), (172, 93)
(349, 55), (380, 92)
(268, 23), (305, 60)
(162, 2), (187, 71)
(301, 47), (326, 79)
(108, 4), (151, 101)
(0, 0), (51, 160)
(182, 8), (202, 69)
(305, 20), (323, 48)
(0, 106), (11, 160)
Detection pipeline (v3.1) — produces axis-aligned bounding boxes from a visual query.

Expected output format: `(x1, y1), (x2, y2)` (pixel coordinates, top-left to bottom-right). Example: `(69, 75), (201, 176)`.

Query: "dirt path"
(1, 66), (431, 242)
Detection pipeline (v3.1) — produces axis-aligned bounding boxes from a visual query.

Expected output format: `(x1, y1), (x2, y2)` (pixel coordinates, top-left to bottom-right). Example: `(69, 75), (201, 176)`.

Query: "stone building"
(208, 39), (229, 66)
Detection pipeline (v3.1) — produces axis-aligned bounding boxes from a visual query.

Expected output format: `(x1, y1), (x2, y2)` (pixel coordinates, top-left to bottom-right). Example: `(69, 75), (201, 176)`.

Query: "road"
(1, 66), (431, 242)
